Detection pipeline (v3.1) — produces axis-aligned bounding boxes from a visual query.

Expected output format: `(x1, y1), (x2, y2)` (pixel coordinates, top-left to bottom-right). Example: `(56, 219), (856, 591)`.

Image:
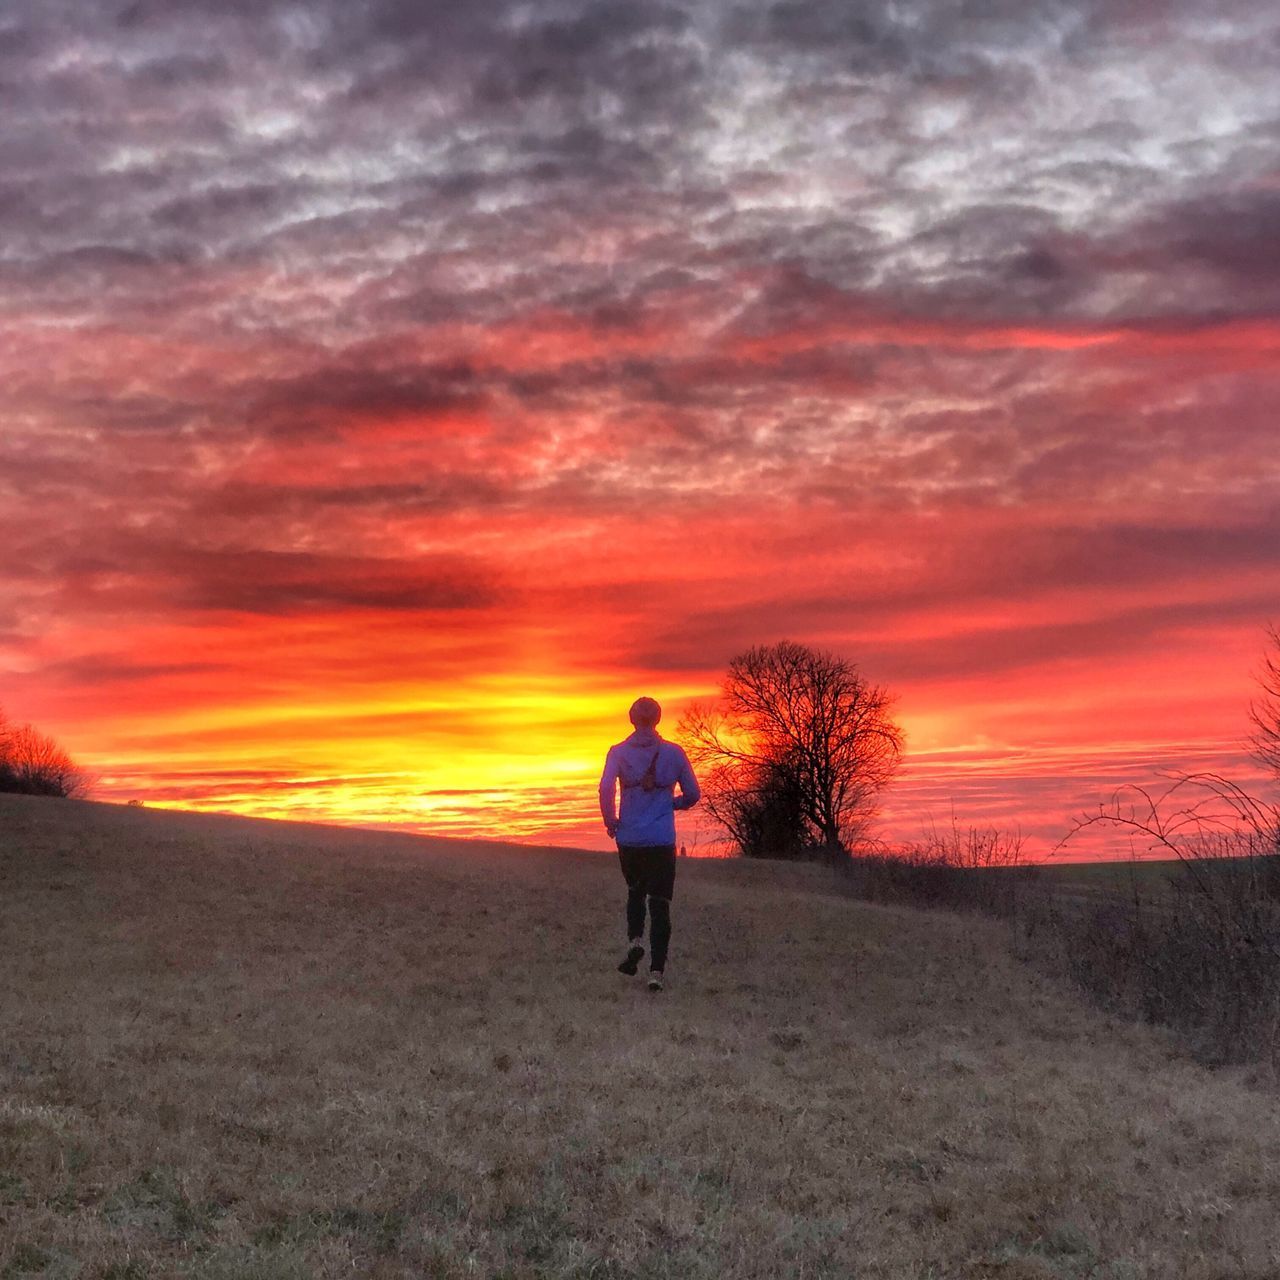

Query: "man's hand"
(605, 820), (618, 839)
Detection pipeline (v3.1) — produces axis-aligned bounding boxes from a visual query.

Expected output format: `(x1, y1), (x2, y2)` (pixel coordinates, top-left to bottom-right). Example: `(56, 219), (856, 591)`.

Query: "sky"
(2, 0), (1278, 858)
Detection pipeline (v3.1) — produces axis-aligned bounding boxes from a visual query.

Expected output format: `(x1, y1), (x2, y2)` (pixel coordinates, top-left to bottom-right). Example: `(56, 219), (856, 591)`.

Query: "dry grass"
(3, 795), (1280, 1279)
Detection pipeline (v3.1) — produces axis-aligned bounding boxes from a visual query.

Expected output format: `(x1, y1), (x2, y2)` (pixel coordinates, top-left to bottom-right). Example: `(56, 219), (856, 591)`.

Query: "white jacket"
(599, 729), (701, 847)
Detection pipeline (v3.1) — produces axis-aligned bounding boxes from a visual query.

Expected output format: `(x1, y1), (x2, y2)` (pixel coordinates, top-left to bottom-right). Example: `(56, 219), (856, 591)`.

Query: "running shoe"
(618, 942), (645, 975)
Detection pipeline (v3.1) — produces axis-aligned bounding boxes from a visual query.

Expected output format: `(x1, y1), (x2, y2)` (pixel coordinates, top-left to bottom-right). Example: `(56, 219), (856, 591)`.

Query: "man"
(599, 696), (701, 992)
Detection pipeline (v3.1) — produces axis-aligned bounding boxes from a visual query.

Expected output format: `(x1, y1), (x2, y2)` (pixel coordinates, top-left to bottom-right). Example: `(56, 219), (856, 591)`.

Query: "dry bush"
(1025, 874), (1280, 1068)
(839, 822), (1040, 918)
(916, 819), (1028, 870)
(1250, 621), (1280, 781)
(833, 785), (1280, 1069)
(1035, 776), (1280, 1067)
(0, 710), (90, 798)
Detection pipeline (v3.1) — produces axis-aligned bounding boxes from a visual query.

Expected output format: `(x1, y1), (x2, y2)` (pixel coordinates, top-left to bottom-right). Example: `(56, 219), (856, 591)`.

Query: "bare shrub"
(724, 756), (816, 860)
(1251, 622), (1280, 782)
(914, 817), (1027, 869)
(838, 823), (1038, 917)
(0, 713), (91, 798)
(1044, 775), (1280, 1066)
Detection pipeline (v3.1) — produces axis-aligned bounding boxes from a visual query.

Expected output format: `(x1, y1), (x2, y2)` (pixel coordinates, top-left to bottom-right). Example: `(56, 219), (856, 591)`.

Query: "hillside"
(2, 794), (1278, 1279)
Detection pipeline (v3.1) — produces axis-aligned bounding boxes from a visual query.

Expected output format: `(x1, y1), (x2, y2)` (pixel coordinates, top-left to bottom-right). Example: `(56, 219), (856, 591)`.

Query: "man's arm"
(599, 747), (620, 836)
(672, 747), (701, 811)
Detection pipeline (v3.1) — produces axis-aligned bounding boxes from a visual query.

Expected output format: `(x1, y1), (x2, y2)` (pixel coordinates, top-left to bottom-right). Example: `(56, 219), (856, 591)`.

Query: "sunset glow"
(3, 0), (1277, 857)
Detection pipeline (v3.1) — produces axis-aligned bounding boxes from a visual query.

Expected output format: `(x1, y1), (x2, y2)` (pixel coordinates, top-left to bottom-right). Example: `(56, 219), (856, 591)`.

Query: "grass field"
(1036, 859), (1185, 893)
(3, 794), (1280, 1279)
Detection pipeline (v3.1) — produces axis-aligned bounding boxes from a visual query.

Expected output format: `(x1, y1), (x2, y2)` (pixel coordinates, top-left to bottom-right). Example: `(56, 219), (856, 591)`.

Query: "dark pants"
(618, 844), (676, 971)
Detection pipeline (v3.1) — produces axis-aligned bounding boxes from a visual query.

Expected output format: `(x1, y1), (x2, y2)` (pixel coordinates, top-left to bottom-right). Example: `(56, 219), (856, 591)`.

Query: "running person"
(599, 696), (701, 992)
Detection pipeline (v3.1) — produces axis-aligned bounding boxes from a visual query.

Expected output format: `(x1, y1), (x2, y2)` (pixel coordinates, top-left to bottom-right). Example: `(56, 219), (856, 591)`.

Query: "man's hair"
(629, 696), (662, 728)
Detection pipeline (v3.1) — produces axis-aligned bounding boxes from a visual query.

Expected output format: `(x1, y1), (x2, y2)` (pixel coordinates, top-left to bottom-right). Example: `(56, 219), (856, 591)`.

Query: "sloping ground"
(2, 794), (1278, 1279)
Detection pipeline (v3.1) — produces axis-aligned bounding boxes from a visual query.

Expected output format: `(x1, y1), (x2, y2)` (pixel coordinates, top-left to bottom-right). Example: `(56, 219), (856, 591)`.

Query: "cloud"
(21, 541), (502, 618)
(37, 655), (233, 685)
(2, 0), (1279, 848)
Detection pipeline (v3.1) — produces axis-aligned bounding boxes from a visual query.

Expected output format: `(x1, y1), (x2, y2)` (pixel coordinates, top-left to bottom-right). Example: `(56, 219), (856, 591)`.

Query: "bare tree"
(1251, 623), (1280, 782)
(680, 640), (903, 858)
(0, 713), (90, 798)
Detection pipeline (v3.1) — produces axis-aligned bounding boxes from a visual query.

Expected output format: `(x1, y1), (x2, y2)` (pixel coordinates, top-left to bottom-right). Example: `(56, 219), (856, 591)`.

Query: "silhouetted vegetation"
(1025, 852), (1280, 1066)
(0, 706), (89, 798)
(680, 640), (903, 859)
(719, 751), (816, 860)
(1031, 775), (1280, 1066)
(839, 821), (1039, 916)
(833, 779), (1280, 1068)
(824, 627), (1280, 1069)
(1251, 621), (1280, 782)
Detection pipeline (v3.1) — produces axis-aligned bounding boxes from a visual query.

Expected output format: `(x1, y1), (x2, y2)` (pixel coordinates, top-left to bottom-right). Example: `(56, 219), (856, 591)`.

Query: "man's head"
(629, 696), (662, 729)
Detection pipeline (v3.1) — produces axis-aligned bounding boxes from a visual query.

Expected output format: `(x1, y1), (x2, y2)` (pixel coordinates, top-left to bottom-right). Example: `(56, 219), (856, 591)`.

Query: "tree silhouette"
(0, 707), (89, 798)
(680, 640), (903, 858)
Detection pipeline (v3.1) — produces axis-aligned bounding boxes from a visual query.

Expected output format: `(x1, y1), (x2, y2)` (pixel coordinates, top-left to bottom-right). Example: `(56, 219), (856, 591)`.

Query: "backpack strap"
(640, 748), (661, 792)
(622, 747), (663, 791)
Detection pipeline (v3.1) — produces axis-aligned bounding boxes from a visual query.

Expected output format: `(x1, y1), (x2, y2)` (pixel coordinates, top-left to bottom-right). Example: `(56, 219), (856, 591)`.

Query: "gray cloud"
(4, 0), (1276, 349)
(2, 0), (1278, 652)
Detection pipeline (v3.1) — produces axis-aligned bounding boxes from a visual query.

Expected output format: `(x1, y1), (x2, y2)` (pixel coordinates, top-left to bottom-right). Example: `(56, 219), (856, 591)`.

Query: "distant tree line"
(0, 706), (89, 798)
